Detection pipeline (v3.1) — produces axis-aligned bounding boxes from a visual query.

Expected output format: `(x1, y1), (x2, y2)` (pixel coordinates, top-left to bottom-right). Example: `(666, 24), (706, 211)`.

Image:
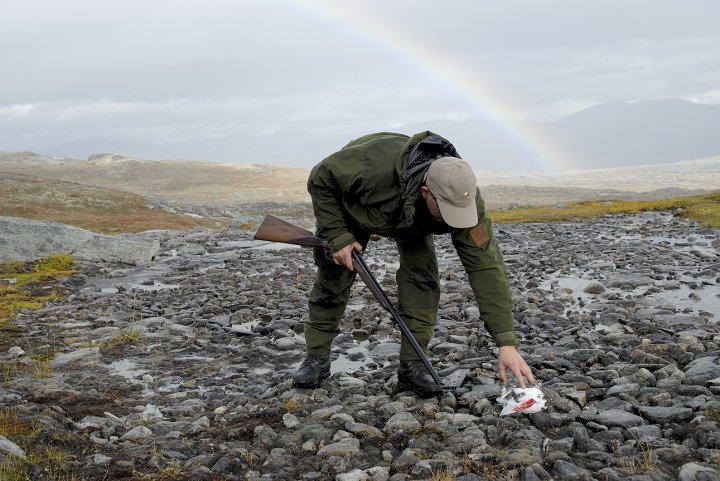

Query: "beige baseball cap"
(424, 157), (478, 228)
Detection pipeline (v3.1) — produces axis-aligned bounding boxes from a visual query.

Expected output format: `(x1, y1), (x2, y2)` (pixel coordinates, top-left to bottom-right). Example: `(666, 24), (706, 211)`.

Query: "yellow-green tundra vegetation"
(490, 191), (720, 228)
(0, 253), (77, 334)
(0, 254), (88, 480)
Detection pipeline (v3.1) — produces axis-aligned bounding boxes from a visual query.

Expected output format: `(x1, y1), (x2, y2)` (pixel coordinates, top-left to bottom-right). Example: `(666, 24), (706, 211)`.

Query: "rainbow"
(283, 0), (572, 171)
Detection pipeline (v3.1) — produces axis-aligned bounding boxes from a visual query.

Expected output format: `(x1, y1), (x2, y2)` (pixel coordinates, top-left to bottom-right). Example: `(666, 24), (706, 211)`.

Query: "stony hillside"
(2, 150), (719, 234)
(2, 151), (719, 213)
(0, 172), (213, 233)
(0, 152), (310, 204)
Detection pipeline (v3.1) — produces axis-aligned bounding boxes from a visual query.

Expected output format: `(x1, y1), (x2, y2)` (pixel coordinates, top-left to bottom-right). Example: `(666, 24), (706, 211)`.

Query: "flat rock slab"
(49, 347), (101, 368)
(0, 216), (159, 264)
(0, 435), (27, 460)
(594, 409), (644, 428)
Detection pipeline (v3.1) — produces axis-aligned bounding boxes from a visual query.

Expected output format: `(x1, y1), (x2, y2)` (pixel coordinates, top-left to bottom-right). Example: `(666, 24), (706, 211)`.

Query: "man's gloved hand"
(332, 242), (363, 271)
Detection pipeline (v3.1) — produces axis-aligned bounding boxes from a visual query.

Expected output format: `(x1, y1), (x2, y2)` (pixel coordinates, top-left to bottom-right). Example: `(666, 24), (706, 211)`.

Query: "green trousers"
(305, 234), (440, 361)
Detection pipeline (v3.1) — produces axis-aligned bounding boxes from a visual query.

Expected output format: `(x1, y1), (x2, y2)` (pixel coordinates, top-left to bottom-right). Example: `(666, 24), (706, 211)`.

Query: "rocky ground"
(2, 212), (720, 480)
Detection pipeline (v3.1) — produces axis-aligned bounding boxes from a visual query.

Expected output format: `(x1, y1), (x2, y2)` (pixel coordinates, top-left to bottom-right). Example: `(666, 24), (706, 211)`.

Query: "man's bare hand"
(498, 345), (535, 388)
(332, 242), (363, 271)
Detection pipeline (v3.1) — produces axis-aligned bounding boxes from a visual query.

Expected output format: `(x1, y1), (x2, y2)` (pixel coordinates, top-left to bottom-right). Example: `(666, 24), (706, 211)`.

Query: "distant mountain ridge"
(550, 99), (720, 167)
(24, 98), (720, 172)
(477, 156), (720, 192)
(2, 149), (718, 211)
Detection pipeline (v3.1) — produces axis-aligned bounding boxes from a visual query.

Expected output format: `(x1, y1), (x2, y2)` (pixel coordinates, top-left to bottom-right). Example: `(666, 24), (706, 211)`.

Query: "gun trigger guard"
(323, 248), (333, 261)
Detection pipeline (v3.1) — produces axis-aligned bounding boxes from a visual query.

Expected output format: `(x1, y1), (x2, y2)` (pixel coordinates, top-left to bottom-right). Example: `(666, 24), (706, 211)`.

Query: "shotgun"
(254, 215), (442, 387)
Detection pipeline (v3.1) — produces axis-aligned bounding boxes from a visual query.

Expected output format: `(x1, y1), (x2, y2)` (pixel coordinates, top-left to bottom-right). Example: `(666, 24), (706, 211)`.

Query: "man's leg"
(295, 241), (362, 388)
(395, 234), (442, 397)
(305, 246), (357, 359)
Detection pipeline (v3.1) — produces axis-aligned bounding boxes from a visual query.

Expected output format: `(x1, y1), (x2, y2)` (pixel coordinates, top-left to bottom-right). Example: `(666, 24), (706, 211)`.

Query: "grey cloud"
(1, 0), (719, 168)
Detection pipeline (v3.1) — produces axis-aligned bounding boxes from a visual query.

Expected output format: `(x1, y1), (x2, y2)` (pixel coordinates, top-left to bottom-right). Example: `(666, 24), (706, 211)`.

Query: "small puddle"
(89, 264), (180, 294)
(176, 355), (215, 362)
(106, 359), (148, 380)
(220, 240), (302, 251)
(253, 366), (274, 376)
(230, 320), (261, 334)
(332, 342), (373, 374)
(539, 273), (719, 319)
(199, 263), (226, 273)
(644, 288), (720, 317)
(288, 340), (380, 376)
(101, 281), (180, 294)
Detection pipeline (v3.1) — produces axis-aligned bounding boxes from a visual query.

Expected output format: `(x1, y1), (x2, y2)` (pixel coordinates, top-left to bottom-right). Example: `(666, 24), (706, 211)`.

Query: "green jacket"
(307, 131), (516, 347)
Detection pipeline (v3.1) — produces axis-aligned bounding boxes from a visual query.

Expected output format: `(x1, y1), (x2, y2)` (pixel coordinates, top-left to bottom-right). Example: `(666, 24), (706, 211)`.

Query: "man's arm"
(451, 204), (516, 346)
(307, 161), (358, 253)
(451, 190), (534, 386)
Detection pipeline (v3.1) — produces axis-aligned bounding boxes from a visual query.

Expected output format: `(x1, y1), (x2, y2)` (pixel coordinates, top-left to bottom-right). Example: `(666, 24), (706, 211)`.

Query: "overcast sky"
(1, 0), (719, 166)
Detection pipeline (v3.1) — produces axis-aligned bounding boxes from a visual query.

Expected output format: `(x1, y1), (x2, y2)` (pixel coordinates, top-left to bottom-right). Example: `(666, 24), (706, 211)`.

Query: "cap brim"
(436, 199), (478, 229)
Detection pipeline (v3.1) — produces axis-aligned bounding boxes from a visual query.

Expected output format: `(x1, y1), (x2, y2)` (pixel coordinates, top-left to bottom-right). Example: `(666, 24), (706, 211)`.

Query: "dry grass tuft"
(101, 324), (145, 350)
(281, 398), (302, 413)
(429, 467), (456, 481)
(0, 408), (42, 439)
(620, 432), (656, 476)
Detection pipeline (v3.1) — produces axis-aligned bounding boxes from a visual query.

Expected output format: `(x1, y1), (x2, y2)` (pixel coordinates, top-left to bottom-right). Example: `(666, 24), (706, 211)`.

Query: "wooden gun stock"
(253, 215), (327, 248)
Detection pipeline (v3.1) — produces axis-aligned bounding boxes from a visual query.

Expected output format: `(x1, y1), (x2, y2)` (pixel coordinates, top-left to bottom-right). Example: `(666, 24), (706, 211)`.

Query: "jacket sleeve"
(451, 189), (517, 347)
(307, 160), (357, 253)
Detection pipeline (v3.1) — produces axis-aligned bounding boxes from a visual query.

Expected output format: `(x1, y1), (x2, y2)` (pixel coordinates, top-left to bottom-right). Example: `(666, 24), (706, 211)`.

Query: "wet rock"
(594, 409), (644, 428)
(678, 462), (719, 481)
(120, 426), (153, 443)
(638, 405), (693, 424)
(384, 412), (421, 435)
(0, 435), (27, 460)
(49, 347), (100, 367)
(583, 282), (605, 294)
(317, 438), (360, 458)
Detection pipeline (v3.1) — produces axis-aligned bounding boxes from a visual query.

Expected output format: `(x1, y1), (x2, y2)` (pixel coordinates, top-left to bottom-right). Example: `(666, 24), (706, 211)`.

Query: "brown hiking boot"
(397, 361), (443, 398)
(293, 354), (331, 389)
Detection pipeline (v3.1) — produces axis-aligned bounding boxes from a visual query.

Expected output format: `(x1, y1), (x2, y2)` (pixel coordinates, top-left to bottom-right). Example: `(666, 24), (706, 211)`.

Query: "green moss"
(704, 408), (720, 423)
(33, 253), (77, 273)
(1, 255), (77, 348)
